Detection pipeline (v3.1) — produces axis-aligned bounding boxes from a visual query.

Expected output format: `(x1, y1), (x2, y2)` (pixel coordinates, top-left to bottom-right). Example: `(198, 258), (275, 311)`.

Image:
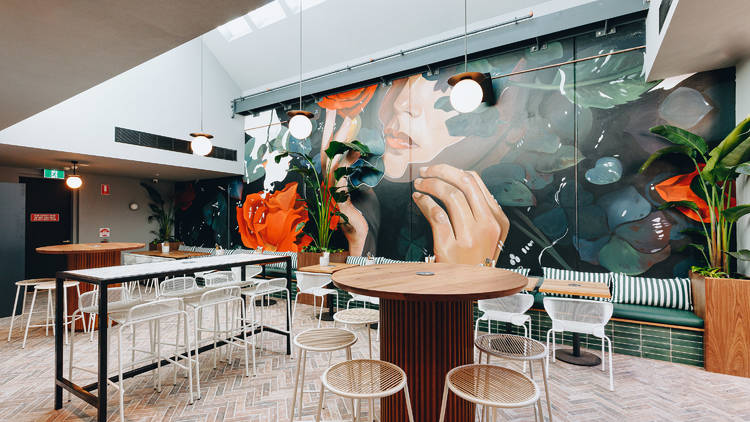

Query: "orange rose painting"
(236, 182), (312, 252)
(317, 85), (377, 118)
(654, 165), (736, 223)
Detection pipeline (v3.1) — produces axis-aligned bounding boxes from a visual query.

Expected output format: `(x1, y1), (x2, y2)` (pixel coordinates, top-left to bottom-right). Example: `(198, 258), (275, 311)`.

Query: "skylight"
(248, 1), (287, 29)
(284, 0), (327, 13)
(217, 16), (251, 41)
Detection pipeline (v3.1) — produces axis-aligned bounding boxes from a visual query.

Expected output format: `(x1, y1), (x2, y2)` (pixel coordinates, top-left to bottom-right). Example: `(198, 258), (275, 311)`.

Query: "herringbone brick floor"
(1, 293), (749, 421)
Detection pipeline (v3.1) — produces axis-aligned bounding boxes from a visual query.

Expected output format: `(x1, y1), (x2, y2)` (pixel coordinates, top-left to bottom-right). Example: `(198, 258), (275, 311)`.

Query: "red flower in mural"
(236, 182), (312, 252)
(317, 85), (377, 118)
(655, 165), (736, 223)
(175, 183), (196, 211)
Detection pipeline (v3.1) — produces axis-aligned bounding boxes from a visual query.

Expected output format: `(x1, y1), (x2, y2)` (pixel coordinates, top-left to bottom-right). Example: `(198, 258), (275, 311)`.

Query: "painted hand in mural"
(412, 164), (509, 265)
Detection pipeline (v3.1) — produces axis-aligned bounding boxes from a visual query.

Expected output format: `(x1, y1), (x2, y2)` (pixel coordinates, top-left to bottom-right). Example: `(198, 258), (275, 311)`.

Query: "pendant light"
(190, 37), (214, 156)
(287, 0), (313, 139)
(448, 0), (484, 113)
(66, 161), (83, 189)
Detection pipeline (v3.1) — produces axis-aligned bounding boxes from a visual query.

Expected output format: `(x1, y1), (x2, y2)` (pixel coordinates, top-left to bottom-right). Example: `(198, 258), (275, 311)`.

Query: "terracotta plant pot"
(688, 270), (706, 320)
(298, 250), (349, 268)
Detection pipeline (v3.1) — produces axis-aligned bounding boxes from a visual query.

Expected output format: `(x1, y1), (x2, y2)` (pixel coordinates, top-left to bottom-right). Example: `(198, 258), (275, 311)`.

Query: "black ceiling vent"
(114, 127), (237, 162)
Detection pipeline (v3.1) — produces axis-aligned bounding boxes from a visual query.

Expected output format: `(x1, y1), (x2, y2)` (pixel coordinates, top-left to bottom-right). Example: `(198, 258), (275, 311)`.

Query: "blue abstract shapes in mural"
(287, 133), (312, 155)
(585, 157), (623, 185)
(201, 191), (228, 246)
(574, 235), (610, 265)
(522, 162), (554, 190)
(576, 204), (610, 240)
(557, 181), (593, 208)
(537, 91), (593, 142)
(228, 178), (243, 200)
(658, 87), (713, 128)
(487, 179), (536, 207)
(357, 127), (386, 156)
(535, 145), (585, 173)
(614, 211), (672, 254)
(533, 207), (567, 240)
(348, 156), (385, 188)
(597, 186), (651, 230)
(522, 117), (562, 153)
(598, 236), (671, 275)
(445, 105), (501, 138)
(483, 163), (526, 182)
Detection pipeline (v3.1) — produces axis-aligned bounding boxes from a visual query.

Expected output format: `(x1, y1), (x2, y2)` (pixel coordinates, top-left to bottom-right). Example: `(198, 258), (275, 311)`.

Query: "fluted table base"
(380, 299), (474, 421)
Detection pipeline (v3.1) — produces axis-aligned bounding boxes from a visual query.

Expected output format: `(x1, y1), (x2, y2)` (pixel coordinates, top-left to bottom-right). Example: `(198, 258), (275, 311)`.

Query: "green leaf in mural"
(657, 200), (700, 213)
(325, 140), (371, 159)
(535, 145), (584, 173)
(445, 106), (501, 138)
(486, 178), (536, 207)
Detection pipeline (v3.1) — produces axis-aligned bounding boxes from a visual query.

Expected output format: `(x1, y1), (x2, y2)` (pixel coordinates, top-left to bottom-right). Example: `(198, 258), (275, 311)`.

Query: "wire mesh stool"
(333, 308), (379, 359)
(475, 334), (552, 421)
(291, 327), (357, 420)
(439, 364), (541, 422)
(315, 359), (414, 422)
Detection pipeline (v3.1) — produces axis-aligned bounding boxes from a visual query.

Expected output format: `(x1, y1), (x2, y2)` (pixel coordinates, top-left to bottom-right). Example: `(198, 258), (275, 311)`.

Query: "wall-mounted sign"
(43, 169), (65, 179)
(101, 184), (110, 195)
(99, 227), (111, 238)
(30, 213), (60, 222)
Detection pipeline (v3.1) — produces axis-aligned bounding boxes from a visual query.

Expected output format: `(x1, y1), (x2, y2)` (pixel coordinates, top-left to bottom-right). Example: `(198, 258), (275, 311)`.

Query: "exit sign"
(43, 169), (65, 179)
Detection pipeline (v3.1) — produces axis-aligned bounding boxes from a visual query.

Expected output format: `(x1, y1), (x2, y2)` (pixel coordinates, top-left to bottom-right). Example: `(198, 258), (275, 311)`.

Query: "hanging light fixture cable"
(190, 36), (214, 156)
(287, 0), (314, 139)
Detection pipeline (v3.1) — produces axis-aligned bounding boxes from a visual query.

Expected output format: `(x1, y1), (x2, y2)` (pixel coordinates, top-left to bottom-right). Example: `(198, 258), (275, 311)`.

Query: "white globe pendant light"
(66, 161), (83, 189)
(287, 111), (314, 139)
(448, 0), (485, 113)
(190, 37), (213, 156)
(450, 77), (484, 113)
(190, 133), (213, 156)
(286, 0), (314, 139)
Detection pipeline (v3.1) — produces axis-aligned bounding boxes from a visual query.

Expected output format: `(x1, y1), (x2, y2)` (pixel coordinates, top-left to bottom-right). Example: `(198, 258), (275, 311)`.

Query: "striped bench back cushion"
(542, 267), (612, 302)
(178, 245), (196, 252)
(375, 257), (408, 264)
(263, 251), (298, 270)
(347, 255), (370, 266)
(612, 273), (693, 311)
(504, 267), (530, 276)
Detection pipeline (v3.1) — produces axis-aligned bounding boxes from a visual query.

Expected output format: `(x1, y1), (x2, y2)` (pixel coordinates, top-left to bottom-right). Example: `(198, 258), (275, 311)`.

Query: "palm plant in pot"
(275, 139), (382, 267)
(640, 117), (750, 317)
(140, 182), (179, 251)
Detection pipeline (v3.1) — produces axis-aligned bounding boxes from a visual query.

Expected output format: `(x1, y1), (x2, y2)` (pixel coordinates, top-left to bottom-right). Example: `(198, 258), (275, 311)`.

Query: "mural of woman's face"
(379, 74), (462, 179)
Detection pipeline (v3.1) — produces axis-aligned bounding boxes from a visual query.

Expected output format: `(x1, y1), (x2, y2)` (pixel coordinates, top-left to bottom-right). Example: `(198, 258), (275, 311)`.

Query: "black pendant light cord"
(200, 37), (204, 132)
(464, 0), (468, 73)
(299, 0), (303, 110)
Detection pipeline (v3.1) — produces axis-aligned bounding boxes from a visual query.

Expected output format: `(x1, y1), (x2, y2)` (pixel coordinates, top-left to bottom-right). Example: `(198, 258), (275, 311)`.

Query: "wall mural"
(176, 21), (735, 277)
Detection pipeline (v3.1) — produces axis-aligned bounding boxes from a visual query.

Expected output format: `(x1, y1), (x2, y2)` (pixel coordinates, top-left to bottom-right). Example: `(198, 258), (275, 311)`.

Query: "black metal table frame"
(53, 255), (292, 422)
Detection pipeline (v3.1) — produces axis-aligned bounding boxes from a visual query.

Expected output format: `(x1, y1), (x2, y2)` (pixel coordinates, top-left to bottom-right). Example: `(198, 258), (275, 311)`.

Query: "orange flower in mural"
(236, 182), (312, 252)
(655, 165), (736, 223)
(317, 85), (378, 118)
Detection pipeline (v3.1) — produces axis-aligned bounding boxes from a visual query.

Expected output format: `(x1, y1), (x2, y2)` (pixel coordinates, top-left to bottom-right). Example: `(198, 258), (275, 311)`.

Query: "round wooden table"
(36, 242), (144, 329)
(332, 262), (526, 422)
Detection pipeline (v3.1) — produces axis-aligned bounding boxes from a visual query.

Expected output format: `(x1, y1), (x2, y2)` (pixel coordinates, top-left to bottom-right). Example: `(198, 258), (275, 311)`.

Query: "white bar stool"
(291, 327), (357, 420)
(315, 359), (415, 422)
(21, 280), (82, 348)
(333, 308), (379, 359)
(7, 278), (53, 342)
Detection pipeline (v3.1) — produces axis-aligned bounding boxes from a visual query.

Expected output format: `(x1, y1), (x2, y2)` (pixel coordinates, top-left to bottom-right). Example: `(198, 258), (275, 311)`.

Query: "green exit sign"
(43, 169), (65, 179)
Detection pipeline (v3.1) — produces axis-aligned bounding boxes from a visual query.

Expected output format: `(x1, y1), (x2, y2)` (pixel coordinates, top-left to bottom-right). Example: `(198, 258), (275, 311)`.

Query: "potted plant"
(640, 117), (750, 318)
(275, 140), (382, 267)
(140, 182), (180, 251)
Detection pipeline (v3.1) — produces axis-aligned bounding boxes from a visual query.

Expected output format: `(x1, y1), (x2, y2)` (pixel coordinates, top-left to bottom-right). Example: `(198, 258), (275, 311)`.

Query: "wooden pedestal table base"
(332, 263), (526, 422)
(36, 242), (144, 330)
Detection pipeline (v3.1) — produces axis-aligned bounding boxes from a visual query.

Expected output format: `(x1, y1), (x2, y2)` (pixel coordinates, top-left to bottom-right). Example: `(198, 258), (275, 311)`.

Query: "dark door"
(0, 183), (26, 317)
(21, 177), (72, 279)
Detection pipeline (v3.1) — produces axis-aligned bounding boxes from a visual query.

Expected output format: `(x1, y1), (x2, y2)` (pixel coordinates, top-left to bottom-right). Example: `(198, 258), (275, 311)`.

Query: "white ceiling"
(645, 0), (750, 80)
(204, 0), (549, 95)
(0, 0), (266, 131)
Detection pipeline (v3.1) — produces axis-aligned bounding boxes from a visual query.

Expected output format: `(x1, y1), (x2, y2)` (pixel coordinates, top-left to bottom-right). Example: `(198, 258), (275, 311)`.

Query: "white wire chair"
(543, 297), (614, 391)
(292, 271), (339, 328)
(78, 287), (142, 342)
(241, 277), (292, 359)
(182, 286), (254, 394)
(68, 297), (195, 422)
(475, 293), (534, 338)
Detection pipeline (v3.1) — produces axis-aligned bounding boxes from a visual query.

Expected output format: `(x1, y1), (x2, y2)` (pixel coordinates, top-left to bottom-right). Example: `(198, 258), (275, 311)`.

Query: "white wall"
(736, 58), (750, 275)
(0, 38), (244, 175)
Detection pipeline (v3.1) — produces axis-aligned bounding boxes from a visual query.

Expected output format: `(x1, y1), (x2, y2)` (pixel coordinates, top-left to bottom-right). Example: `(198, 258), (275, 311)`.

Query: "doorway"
(20, 177), (73, 279)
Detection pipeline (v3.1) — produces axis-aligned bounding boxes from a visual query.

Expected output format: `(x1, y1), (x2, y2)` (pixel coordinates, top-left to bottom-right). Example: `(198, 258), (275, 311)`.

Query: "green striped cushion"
(178, 245), (196, 252)
(504, 267), (530, 276)
(262, 251), (297, 270)
(375, 257), (407, 264)
(612, 273), (693, 311)
(346, 256), (370, 265)
(542, 267), (612, 302)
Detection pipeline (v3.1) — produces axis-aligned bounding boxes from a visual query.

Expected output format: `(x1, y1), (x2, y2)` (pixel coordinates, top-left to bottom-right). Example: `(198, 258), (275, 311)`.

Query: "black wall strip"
(114, 127), (237, 162)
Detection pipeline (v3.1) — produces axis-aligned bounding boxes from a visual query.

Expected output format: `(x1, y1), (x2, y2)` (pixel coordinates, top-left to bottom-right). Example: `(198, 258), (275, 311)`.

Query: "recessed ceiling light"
(248, 1), (286, 28)
(217, 16), (252, 41)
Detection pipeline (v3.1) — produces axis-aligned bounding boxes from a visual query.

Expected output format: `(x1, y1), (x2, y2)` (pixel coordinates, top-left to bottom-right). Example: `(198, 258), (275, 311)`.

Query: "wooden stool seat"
(475, 333), (547, 361)
(15, 278), (54, 286)
(294, 327), (357, 352)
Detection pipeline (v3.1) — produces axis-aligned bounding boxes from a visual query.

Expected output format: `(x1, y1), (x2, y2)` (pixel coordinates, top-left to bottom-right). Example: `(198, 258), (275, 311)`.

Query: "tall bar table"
(332, 263), (526, 422)
(37, 242), (144, 330)
(53, 253), (292, 422)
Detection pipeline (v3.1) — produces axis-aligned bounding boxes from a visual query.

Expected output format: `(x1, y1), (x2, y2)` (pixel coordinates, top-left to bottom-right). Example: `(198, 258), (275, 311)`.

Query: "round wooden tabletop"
(36, 242), (145, 254)
(332, 262), (526, 302)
